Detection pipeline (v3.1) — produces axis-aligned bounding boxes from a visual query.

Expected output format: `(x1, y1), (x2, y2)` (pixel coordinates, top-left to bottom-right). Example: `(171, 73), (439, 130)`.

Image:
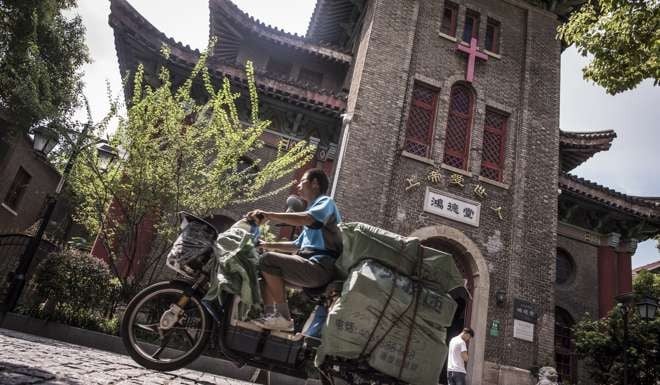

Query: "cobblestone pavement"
(0, 328), (255, 385)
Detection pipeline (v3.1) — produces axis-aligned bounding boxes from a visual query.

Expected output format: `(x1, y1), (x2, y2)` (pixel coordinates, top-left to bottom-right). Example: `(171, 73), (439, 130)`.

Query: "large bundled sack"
(204, 220), (262, 319)
(317, 260), (457, 385)
(337, 222), (464, 293)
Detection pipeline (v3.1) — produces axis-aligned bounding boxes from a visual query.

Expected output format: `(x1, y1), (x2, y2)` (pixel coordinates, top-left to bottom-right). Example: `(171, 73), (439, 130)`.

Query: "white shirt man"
(447, 328), (474, 385)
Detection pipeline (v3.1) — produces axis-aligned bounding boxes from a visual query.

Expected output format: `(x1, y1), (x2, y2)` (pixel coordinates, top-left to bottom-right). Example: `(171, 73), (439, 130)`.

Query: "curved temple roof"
(209, 0), (352, 64)
(559, 130), (617, 172)
(560, 172), (660, 222)
(109, 0), (346, 116)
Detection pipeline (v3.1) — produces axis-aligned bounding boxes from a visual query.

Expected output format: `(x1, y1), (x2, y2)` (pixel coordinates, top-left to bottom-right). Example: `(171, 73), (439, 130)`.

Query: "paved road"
(0, 328), (256, 385)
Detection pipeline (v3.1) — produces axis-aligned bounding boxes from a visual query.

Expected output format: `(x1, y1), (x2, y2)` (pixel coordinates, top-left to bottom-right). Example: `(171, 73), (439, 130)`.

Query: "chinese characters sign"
(423, 187), (481, 227)
(513, 298), (538, 323)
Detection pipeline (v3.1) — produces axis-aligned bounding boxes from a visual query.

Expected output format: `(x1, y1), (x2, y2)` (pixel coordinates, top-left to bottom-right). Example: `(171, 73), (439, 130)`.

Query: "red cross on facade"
(456, 37), (488, 82)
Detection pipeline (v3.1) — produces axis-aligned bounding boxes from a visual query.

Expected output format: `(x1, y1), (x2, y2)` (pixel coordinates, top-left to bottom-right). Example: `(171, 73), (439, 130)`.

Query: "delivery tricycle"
(120, 211), (466, 385)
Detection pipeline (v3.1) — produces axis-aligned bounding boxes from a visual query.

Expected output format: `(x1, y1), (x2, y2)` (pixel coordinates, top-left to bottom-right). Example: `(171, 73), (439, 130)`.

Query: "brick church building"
(108, 0), (660, 384)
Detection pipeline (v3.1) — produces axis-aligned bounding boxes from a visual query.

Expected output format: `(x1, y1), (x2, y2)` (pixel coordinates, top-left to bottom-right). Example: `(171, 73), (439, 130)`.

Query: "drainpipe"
(330, 112), (353, 199)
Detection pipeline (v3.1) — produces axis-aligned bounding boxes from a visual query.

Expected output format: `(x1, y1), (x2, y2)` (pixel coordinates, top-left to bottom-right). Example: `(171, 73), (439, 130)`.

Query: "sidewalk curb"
(0, 312), (316, 385)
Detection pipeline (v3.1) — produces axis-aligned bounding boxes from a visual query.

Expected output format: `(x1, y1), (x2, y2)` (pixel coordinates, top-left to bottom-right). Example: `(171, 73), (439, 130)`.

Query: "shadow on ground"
(0, 361), (83, 385)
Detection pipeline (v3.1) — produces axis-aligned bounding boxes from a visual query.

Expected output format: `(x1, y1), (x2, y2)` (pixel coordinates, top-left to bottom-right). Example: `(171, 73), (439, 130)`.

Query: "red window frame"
(480, 108), (508, 182)
(462, 10), (480, 43)
(555, 307), (578, 384)
(440, 1), (459, 37)
(485, 18), (500, 54)
(443, 84), (474, 170)
(403, 82), (439, 158)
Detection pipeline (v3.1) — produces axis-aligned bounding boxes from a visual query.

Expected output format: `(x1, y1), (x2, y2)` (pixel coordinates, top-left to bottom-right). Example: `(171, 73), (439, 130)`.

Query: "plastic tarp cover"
(337, 222), (465, 294)
(317, 260), (457, 385)
(166, 220), (216, 272)
(204, 224), (262, 319)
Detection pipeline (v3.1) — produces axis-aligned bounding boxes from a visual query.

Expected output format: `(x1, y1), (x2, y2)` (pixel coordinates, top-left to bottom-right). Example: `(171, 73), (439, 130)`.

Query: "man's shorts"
(258, 251), (335, 288)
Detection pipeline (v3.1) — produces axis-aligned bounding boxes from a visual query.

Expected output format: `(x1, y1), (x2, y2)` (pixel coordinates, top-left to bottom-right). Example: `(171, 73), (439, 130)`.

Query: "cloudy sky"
(73, 0), (659, 268)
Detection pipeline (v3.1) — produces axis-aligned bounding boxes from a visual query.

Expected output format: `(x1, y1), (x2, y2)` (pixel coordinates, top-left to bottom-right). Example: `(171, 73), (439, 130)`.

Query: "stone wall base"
(482, 361), (533, 385)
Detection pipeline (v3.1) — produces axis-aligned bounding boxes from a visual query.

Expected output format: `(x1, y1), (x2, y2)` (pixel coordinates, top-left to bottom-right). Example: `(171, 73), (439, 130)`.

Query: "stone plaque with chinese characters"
(423, 187), (481, 227)
(513, 319), (534, 342)
(513, 299), (538, 323)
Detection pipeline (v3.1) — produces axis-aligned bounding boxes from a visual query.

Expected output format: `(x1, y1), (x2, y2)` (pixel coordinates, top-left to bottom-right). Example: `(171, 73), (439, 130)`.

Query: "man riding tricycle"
(120, 168), (467, 385)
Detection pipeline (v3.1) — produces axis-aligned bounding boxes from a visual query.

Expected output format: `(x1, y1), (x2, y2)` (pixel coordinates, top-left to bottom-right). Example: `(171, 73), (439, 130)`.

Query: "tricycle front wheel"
(120, 281), (211, 371)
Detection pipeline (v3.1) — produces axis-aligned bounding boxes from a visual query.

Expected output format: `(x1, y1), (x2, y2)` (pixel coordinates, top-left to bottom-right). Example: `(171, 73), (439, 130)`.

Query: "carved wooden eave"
(559, 173), (660, 240)
(209, 0), (352, 65)
(559, 130), (616, 172)
(527, 0), (587, 20)
(109, 0), (346, 117)
(306, 0), (364, 48)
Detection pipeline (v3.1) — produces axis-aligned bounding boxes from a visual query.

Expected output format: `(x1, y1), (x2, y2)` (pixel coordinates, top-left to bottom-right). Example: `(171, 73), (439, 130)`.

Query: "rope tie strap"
(399, 245), (425, 377)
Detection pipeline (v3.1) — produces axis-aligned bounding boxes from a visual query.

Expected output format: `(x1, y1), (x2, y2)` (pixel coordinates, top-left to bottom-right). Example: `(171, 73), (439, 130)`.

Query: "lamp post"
(1, 123), (118, 312)
(616, 292), (658, 385)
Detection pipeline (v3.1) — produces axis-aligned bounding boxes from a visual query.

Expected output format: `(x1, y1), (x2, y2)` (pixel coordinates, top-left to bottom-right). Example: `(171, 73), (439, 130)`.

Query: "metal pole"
(622, 305), (629, 385)
(2, 124), (91, 312)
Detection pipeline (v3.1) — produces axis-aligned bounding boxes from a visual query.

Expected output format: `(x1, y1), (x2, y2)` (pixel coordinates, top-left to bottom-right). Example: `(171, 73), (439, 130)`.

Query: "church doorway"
(422, 237), (475, 384)
(410, 225), (489, 385)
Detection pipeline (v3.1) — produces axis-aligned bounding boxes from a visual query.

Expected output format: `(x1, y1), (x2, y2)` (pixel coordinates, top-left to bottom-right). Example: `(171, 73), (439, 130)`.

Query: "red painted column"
(597, 246), (618, 318)
(617, 251), (633, 295)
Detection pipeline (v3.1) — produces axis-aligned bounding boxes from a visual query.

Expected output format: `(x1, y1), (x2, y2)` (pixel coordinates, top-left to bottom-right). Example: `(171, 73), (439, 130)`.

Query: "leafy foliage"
(573, 270), (659, 384)
(557, 0), (660, 94)
(20, 304), (120, 335)
(66, 40), (314, 296)
(30, 248), (121, 311)
(0, 0), (89, 132)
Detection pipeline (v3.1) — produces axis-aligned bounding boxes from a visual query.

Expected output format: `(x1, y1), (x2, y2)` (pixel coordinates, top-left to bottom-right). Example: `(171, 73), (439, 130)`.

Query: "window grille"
(298, 68), (323, 87)
(440, 1), (459, 36)
(443, 85), (474, 169)
(462, 10), (480, 43)
(404, 82), (438, 158)
(266, 58), (292, 78)
(555, 249), (575, 285)
(3, 167), (31, 211)
(555, 307), (577, 384)
(480, 108), (508, 181)
(485, 18), (500, 54)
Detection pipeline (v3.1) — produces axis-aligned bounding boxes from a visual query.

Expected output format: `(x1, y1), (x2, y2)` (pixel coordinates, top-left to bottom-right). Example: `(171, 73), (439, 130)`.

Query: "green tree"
(573, 270), (660, 384)
(557, 0), (659, 94)
(67, 42), (314, 296)
(0, 0), (89, 133)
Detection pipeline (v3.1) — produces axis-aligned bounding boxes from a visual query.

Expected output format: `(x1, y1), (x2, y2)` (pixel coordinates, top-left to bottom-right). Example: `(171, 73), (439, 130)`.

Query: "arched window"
(403, 82), (439, 158)
(443, 84), (474, 170)
(555, 307), (577, 384)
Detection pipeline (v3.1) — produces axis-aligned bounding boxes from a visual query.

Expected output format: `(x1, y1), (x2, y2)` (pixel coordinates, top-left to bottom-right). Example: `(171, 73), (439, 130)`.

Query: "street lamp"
(1, 123), (118, 312)
(636, 296), (658, 320)
(96, 142), (119, 172)
(616, 292), (658, 385)
(32, 125), (59, 156)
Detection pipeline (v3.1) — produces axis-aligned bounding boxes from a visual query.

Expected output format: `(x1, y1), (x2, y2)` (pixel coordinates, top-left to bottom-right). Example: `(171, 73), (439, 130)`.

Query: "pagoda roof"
(304, 0), (587, 46)
(559, 173), (660, 222)
(633, 260), (660, 274)
(559, 130), (617, 172)
(109, 0), (346, 116)
(209, 0), (352, 64)
(306, 0), (363, 47)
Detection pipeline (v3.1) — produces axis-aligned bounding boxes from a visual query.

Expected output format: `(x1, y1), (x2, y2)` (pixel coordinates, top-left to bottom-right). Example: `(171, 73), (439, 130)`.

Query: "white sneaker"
(251, 313), (294, 332)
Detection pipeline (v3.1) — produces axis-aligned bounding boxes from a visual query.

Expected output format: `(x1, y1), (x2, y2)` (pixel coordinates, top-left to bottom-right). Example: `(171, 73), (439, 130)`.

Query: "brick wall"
(0, 133), (61, 234)
(334, 0), (562, 382)
(557, 228), (600, 385)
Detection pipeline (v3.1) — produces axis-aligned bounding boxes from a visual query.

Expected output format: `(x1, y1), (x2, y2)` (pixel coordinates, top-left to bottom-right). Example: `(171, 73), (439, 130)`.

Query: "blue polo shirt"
(293, 195), (342, 263)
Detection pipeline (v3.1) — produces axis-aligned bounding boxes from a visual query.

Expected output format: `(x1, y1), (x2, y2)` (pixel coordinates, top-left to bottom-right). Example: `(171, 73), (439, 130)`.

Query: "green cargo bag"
(337, 222), (464, 293)
(317, 260), (457, 385)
